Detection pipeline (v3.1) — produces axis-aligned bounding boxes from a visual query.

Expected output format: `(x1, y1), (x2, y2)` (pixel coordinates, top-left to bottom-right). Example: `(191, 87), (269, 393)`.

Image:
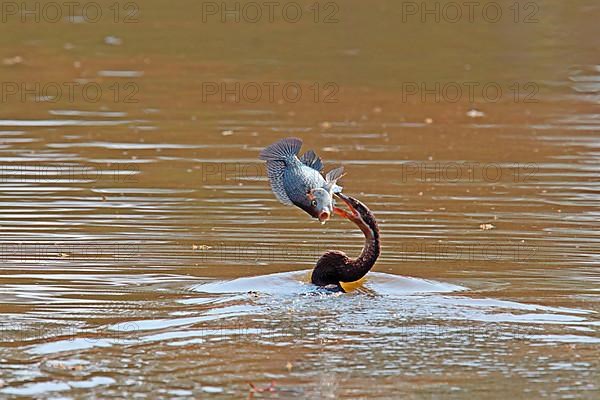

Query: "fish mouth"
(318, 211), (330, 223)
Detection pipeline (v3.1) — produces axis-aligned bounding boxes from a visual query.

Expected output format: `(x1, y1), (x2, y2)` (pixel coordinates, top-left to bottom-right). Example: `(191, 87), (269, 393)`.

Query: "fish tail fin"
(259, 137), (302, 161)
(326, 166), (345, 193)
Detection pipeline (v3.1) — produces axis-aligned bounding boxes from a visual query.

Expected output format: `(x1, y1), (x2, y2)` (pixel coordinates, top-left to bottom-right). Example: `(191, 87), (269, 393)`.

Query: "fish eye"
(311, 199), (317, 207)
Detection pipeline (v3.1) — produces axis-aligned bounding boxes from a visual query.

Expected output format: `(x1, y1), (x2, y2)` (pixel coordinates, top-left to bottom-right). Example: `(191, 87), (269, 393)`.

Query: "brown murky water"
(1, 0), (599, 398)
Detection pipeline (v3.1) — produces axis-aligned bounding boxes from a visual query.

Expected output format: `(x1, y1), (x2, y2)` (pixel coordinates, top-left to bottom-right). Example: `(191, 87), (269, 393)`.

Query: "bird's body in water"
(311, 192), (380, 292)
(259, 137), (344, 223)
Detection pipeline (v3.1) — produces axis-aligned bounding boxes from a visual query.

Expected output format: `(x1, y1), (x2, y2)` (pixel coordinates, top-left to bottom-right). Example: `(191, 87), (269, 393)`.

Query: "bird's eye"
(311, 199), (317, 207)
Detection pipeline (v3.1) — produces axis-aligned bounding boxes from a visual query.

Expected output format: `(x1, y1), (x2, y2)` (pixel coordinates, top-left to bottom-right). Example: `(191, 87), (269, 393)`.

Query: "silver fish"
(259, 137), (344, 223)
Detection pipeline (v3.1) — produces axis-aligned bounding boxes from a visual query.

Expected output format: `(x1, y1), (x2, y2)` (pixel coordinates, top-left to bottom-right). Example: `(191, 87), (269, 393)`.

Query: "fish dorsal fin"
(300, 150), (323, 172)
(265, 160), (293, 205)
(259, 137), (302, 161)
(325, 166), (345, 193)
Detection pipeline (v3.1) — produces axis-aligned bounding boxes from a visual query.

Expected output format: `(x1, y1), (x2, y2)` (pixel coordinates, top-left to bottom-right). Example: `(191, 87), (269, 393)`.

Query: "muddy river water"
(0, 0), (599, 398)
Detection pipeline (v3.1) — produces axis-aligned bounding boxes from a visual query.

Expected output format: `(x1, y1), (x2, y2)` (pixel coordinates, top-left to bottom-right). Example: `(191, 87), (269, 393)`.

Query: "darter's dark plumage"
(311, 192), (380, 291)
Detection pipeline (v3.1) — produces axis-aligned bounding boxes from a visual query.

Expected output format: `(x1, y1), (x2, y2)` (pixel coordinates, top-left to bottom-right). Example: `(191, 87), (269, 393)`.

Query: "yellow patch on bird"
(339, 276), (367, 292)
(307, 271), (367, 293)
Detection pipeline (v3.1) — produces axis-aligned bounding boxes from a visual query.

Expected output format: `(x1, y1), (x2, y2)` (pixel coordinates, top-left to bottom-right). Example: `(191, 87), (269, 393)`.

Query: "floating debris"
(372, 106), (382, 113)
(341, 48), (360, 56)
(48, 361), (84, 371)
(2, 56), (23, 66)
(479, 223), (495, 230)
(192, 244), (212, 250)
(68, 16), (86, 24)
(467, 109), (485, 118)
(221, 130), (234, 136)
(248, 381), (276, 394)
(424, 117), (433, 124)
(104, 36), (123, 46)
(319, 121), (332, 129)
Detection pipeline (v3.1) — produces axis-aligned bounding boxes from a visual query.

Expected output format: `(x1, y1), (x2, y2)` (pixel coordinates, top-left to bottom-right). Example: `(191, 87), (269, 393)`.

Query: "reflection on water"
(1, 0), (600, 398)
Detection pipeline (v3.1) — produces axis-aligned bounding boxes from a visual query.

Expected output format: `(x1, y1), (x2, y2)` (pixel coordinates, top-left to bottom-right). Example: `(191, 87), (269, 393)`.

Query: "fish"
(259, 137), (344, 223)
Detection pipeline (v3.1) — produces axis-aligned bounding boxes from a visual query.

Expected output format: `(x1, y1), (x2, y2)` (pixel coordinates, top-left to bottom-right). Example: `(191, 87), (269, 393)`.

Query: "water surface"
(1, 0), (599, 398)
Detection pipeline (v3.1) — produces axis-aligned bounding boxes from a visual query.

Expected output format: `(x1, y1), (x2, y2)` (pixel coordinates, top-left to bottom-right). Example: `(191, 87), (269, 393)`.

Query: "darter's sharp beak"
(333, 192), (360, 222)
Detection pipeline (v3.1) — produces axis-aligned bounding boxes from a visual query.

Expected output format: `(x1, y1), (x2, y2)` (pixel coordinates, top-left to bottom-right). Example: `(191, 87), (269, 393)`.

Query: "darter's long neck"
(340, 207), (380, 282)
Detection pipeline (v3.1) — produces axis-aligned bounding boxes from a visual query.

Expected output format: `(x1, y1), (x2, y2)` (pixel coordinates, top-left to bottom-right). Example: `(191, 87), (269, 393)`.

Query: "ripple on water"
(190, 270), (466, 296)
(0, 120), (146, 127)
(48, 110), (128, 118)
(97, 70), (144, 78)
